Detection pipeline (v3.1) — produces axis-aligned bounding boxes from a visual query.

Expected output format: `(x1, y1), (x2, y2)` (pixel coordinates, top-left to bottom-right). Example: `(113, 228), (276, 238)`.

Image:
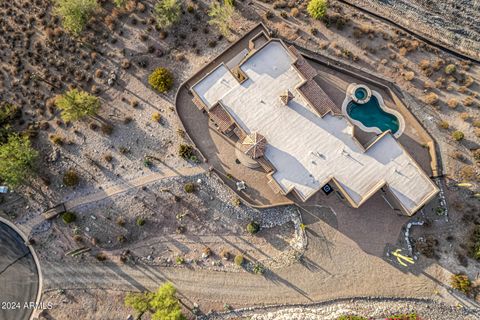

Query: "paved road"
(0, 221), (39, 320)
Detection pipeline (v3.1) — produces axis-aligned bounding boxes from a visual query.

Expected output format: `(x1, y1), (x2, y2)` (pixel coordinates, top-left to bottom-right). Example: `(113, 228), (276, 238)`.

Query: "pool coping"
(342, 84), (406, 139)
(0, 217), (43, 320)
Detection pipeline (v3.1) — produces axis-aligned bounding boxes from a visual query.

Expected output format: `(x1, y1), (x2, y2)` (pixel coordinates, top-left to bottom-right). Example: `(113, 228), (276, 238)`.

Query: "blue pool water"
(347, 96), (400, 134)
(355, 87), (367, 100)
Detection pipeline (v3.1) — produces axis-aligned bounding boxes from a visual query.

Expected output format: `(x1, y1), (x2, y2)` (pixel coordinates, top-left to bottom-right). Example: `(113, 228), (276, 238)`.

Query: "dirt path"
(16, 165), (205, 237)
(64, 165), (205, 210)
(39, 213), (455, 312)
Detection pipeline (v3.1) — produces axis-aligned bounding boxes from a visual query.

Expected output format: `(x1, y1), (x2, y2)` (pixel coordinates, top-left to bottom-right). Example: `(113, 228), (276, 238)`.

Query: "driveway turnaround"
(0, 221), (40, 320)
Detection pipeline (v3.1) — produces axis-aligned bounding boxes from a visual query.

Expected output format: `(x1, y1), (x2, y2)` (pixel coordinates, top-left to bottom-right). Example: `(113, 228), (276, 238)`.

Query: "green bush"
(307, 0), (328, 20)
(176, 256), (185, 265)
(246, 221), (260, 234)
(148, 67), (174, 93)
(54, 0), (99, 35)
(153, 0), (181, 28)
(450, 274), (471, 294)
(0, 134), (38, 188)
(445, 64), (456, 74)
(234, 254), (244, 266)
(63, 169), (80, 186)
(136, 217), (146, 226)
(0, 103), (21, 125)
(252, 262), (265, 274)
(178, 144), (194, 159)
(184, 183), (195, 193)
(62, 211), (77, 224)
(452, 130), (464, 141)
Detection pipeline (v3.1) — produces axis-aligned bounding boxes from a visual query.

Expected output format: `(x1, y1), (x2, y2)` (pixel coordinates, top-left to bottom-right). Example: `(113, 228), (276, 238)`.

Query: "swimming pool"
(346, 95), (400, 134)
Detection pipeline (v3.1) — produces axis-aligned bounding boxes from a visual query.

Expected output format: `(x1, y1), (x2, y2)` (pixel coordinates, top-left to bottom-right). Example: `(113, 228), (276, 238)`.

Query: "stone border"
(198, 296), (477, 319)
(0, 217), (43, 320)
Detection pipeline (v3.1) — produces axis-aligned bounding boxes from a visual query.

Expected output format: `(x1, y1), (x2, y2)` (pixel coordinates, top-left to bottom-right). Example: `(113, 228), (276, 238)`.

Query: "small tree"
(307, 0), (328, 20)
(55, 89), (100, 122)
(208, 0), (235, 37)
(149, 68), (174, 93)
(54, 0), (99, 35)
(445, 64), (456, 75)
(125, 283), (186, 320)
(0, 134), (38, 188)
(154, 0), (181, 28)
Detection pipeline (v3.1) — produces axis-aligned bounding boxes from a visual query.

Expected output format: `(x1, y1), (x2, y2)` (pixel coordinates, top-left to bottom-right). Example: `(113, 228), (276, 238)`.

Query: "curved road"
(0, 221), (39, 320)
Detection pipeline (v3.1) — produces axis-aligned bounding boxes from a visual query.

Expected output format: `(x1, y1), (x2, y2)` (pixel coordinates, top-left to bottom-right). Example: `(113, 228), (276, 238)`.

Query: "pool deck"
(176, 24), (439, 209)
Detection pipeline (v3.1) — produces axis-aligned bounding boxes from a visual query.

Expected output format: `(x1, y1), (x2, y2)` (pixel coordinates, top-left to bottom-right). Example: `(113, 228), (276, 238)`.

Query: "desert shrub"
(460, 112), (471, 121)
(307, 0), (328, 20)
(415, 236), (438, 258)
(208, 0), (235, 37)
(62, 211), (77, 223)
(403, 71), (415, 81)
(0, 103), (21, 125)
(184, 182), (195, 193)
(116, 217), (126, 226)
(290, 7), (299, 17)
(452, 130), (464, 141)
(447, 98), (458, 109)
(153, 0), (181, 28)
(419, 59), (430, 70)
(445, 64), (456, 75)
(96, 252), (107, 261)
(246, 221), (260, 234)
(55, 89), (100, 122)
(462, 96), (474, 107)
(450, 274), (471, 294)
(234, 254), (244, 266)
(473, 120), (480, 128)
(152, 112), (162, 123)
(63, 169), (80, 186)
(473, 149), (480, 161)
(101, 123), (113, 135)
(423, 92), (438, 105)
(220, 248), (230, 260)
(470, 225), (480, 260)
(136, 217), (146, 226)
(49, 134), (64, 145)
(148, 67), (174, 93)
(104, 154), (113, 162)
(54, 0), (99, 35)
(438, 120), (449, 129)
(178, 144), (194, 159)
(252, 262), (265, 274)
(231, 197), (241, 206)
(117, 235), (126, 243)
(202, 247), (211, 258)
(176, 256), (185, 265)
(0, 134), (38, 188)
(459, 166), (476, 181)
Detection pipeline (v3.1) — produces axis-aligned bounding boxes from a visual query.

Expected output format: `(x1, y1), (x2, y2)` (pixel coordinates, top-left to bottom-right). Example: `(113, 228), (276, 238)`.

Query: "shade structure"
(241, 132), (266, 159)
(280, 89), (293, 105)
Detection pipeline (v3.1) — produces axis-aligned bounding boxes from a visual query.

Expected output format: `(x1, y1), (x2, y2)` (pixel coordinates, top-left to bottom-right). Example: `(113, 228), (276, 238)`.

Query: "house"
(190, 32), (439, 216)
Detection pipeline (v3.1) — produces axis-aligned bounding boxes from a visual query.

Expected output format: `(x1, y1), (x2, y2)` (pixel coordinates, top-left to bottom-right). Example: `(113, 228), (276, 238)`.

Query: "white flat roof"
(192, 41), (438, 213)
(192, 64), (237, 109)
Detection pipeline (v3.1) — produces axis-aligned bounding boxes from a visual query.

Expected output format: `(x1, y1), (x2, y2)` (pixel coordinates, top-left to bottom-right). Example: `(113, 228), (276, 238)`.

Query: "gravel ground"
(203, 297), (480, 320)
